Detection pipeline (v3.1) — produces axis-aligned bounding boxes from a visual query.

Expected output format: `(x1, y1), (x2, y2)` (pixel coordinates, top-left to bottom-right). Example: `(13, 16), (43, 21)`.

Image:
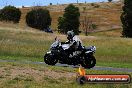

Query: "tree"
(108, 0), (112, 2)
(58, 4), (80, 35)
(82, 16), (93, 36)
(26, 8), (51, 30)
(58, 17), (65, 33)
(0, 5), (21, 23)
(49, 3), (52, 5)
(120, 0), (132, 37)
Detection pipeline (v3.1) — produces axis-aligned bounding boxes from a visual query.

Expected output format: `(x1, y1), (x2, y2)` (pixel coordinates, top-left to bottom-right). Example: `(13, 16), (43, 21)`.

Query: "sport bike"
(44, 37), (96, 69)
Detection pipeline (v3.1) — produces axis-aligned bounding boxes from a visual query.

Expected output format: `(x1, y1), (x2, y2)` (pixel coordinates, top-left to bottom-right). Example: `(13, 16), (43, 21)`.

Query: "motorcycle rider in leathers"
(62, 30), (82, 57)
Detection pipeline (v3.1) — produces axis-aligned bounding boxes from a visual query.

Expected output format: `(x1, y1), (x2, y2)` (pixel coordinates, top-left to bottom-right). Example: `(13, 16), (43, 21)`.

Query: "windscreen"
(50, 40), (59, 49)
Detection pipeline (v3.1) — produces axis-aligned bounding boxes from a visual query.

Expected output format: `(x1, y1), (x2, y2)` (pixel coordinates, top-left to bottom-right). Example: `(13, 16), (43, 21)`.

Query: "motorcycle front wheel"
(81, 55), (96, 69)
(44, 53), (58, 65)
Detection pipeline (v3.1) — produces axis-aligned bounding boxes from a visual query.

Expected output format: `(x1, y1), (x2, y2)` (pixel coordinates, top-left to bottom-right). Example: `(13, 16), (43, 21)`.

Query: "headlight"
(91, 46), (96, 52)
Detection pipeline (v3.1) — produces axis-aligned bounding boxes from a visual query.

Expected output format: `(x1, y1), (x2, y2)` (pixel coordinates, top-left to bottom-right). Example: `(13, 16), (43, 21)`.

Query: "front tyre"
(81, 55), (96, 69)
(44, 53), (58, 65)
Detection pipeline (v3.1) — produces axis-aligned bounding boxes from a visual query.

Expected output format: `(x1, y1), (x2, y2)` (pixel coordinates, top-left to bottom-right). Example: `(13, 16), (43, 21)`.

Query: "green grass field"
(0, 28), (132, 88)
(0, 61), (131, 88)
(0, 28), (132, 68)
(0, 2), (131, 87)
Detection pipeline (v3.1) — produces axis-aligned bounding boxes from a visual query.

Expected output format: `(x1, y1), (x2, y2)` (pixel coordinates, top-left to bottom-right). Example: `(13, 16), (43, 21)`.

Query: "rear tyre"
(81, 55), (96, 69)
(44, 53), (58, 65)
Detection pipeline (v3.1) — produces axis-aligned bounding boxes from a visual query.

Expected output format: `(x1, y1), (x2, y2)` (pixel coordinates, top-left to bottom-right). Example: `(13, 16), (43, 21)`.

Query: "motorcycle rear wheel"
(44, 53), (58, 65)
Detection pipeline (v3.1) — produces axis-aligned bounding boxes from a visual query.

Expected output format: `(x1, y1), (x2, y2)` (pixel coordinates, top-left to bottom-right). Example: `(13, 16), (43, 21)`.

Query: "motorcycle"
(44, 37), (96, 69)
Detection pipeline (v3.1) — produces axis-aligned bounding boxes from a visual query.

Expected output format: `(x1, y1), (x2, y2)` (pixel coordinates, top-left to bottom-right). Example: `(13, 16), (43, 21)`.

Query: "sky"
(0, 0), (119, 8)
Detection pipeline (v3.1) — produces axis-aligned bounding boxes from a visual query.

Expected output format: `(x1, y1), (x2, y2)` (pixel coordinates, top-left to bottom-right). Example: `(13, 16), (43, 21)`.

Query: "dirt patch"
(0, 64), (76, 82)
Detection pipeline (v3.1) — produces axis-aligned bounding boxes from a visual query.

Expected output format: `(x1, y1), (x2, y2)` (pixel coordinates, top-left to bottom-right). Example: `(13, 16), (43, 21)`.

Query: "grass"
(97, 62), (132, 68)
(0, 28), (53, 61)
(0, 28), (132, 68)
(88, 29), (122, 37)
(0, 61), (131, 88)
(0, 2), (131, 87)
(81, 35), (132, 68)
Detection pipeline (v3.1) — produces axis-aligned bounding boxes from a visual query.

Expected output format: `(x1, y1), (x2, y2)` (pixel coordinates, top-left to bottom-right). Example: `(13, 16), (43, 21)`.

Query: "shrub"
(91, 3), (95, 6)
(26, 8), (51, 30)
(0, 5), (21, 23)
(94, 4), (100, 8)
(91, 3), (100, 8)
(91, 24), (97, 30)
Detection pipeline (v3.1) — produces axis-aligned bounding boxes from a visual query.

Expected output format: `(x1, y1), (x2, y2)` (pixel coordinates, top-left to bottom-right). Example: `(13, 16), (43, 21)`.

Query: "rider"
(63, 30), (83, 57)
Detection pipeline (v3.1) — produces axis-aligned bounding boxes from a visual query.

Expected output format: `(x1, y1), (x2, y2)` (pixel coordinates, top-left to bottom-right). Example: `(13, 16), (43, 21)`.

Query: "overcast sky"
(0, 0), (119, 8)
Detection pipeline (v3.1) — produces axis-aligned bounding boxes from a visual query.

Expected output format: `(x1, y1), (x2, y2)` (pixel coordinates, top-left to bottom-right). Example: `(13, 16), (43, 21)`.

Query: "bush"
(91, 3), (94, 6)
(91, 24), (97, 30)
(26, 8), (51, 30)
(94, 4), (100, 8)
(91, 3), (100, 8)
(0, 5), (21, 23)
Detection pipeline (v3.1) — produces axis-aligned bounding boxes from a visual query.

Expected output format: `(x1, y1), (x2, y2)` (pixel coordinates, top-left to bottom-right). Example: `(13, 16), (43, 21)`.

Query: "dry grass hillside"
(0, 1), (123, 32)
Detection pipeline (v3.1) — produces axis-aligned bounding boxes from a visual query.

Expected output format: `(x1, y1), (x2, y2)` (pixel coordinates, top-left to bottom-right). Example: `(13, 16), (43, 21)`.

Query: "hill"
(18, 2), (122, 32)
